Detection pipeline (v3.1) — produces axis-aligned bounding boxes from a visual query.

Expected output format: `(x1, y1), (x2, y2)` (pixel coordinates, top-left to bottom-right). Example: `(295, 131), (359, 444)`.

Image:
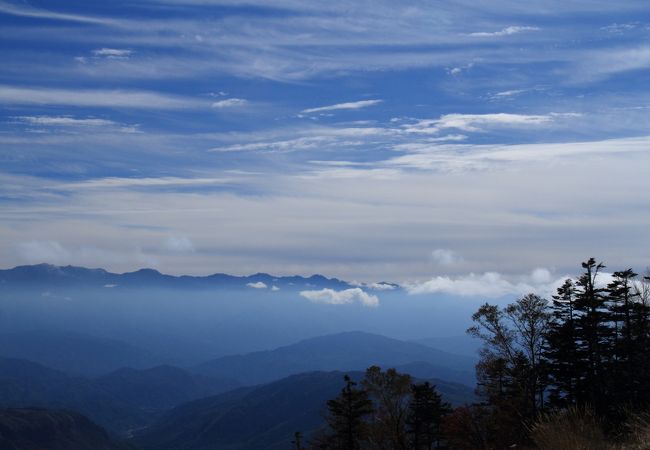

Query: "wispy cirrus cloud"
(58, 176), (235, 190)
(92, 48), (132, 58)
(0, 0), (112, 24)
(211, 98), (249, 108)
(0, 85), (203, 109)
(3, 0), (650, 283)
(401, 113), (561, 134)
(301, 99), (382, 114)
(469, 26), (540, 37)
(14, 116), (118, 127)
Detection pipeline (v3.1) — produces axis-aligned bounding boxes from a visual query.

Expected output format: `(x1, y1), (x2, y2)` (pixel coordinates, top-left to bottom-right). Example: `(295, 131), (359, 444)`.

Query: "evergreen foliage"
(312, 258), (650, 449)
(406, 382), (451, 450)
(321, 375), (374, 450)
(463, 258), (650, 447)
(315, 369), (450, 449)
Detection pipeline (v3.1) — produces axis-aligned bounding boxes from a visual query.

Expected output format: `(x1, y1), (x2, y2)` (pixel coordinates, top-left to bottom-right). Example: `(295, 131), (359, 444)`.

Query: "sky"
(1, 0), (650, 291)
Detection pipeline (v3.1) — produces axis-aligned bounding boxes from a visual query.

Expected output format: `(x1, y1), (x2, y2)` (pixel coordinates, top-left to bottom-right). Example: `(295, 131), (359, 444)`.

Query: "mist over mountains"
(0, 264), (486, 367)
(0, 264), (482, 448)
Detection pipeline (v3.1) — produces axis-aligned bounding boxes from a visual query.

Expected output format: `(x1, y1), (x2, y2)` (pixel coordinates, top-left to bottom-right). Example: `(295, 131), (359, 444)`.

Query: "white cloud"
(16, 116), (118, 127)
(489, 89), (527, 99)
(0, 85), (202, 109)
(405, 267), (618, 299)
(163, 235), (194, 253)
(403, 113), (556, 134)
(432, 249), (461, 266)
(301, 99), (382, 114)
(0, 0), (112, 24)
(247, 281), (268, 289)
(209, 127), (388, 153)
(92, 48), (132, 58)
(406, 269), (567, 298)
(300, 288), (379, 307)
(59, 176), (233, 190)
(446, 62), (474, 76)
(470, 26), (540, 37)
(211, 98), (248, 108)
(271, 285), (280, 291)
(601, 23), (638, 34)
(211, 136), (331, 153)
(387, 134), (647, 172)
(530, 267), (552, 284)
(574, 46), (650, 82)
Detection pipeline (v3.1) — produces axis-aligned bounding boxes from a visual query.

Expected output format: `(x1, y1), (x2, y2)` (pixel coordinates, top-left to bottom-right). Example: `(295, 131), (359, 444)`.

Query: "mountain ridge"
(136, 370), (475, 450)
(195, 331), (476, 386)
(0, 263), (360, 290)
(0, 408), (133, 450)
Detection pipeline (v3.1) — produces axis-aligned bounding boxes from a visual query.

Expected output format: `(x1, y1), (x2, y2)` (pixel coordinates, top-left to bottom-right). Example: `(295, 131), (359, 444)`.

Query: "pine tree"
(323, 375), (374, 450)
(629, 273), (650, 407)
(406, 382), (451, 449)
(545, 278), (579, 406)
(606, 268), (637, 405)
(571, 258), (612, 414)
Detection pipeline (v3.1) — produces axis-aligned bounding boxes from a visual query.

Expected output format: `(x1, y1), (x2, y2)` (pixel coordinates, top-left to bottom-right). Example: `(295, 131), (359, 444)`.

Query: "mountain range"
(136, 370), (474, 450)
(195, 331), (476, 386)
(0, 357), (239, 435)
(0, 408), (134, 450)
(0, 331), (477, 438)
(0, 264), (483, 448)
(0, 263), (360, 291)
(0, 264), (482, 364)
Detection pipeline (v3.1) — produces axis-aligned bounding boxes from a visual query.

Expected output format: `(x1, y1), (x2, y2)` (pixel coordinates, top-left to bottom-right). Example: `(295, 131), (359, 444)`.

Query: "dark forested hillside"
(0, 408), (133, 450)
(95, 365), (240, 414)
(0, 330), (160, 376)
(135, 370), (474, 450)
(0, 357), (238, 436)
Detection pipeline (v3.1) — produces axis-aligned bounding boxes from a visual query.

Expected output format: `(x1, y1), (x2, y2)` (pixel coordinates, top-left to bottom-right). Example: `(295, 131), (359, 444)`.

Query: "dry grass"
(530, 406), (608, 450)
(530, 407), (650, 450)
(618, 412), (650, 450)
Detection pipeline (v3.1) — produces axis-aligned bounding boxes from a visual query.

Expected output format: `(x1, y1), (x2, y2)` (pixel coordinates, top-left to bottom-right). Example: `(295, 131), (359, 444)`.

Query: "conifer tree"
(629, 273), (650, 407)
(323, 375), (374, 450)
(406, 382), (451, 449)
(571, 258), (611, 414)
(545, 278), (579, 406)
(606, 268), (638, 404)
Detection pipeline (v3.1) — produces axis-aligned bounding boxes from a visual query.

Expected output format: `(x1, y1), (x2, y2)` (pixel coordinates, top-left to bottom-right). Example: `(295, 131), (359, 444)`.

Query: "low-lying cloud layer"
(406, 268), (620, 300)
(300, 288), (379, 307)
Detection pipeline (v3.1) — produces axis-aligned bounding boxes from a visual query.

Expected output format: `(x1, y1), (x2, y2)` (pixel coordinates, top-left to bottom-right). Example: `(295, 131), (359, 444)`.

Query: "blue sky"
(1, 0), (650, 294)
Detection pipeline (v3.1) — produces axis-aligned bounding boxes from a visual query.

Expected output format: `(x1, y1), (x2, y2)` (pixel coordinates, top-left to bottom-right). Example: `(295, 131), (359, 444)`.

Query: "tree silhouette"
(362, 366), (412, 450)
(406, 381), (451, 449)
(321, 375), (373, 450)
